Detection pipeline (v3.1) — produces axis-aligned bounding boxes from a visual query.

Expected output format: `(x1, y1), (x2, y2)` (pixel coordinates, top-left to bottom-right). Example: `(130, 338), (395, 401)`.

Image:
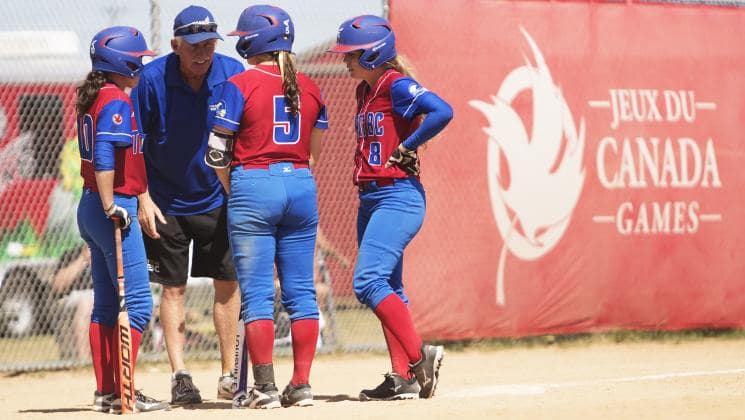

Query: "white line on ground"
(444, 368), (745, 398)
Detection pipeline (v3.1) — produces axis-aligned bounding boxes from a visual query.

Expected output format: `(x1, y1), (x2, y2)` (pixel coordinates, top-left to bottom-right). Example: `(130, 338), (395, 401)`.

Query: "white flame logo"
(469, 28), (586, 306)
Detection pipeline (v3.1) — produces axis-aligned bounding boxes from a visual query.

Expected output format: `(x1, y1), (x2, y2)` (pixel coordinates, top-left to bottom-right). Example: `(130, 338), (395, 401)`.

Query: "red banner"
(389, 1), (745, 339)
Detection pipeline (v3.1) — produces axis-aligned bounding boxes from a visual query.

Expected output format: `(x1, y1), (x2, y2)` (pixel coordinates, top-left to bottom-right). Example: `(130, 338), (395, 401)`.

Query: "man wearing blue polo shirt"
(132, 5), (243, 405)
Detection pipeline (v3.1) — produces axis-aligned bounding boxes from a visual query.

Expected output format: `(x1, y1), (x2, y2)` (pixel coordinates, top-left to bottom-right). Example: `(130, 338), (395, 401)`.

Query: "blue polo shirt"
(132, 53), (244, 215)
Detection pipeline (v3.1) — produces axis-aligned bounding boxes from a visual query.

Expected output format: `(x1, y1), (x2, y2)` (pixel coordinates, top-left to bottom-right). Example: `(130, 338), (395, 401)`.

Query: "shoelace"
(370, 374), (396, 391)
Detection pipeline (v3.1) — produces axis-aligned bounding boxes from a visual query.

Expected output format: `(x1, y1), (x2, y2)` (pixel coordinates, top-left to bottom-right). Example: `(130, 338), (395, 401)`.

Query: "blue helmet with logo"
(89, 26), (155, 78)
(229, 5), (294, 59)
(328, 15), (396, 70)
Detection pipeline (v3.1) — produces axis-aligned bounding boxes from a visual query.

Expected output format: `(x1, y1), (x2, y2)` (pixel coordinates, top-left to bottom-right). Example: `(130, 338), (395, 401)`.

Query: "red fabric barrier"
(390, 2), (745, 339)
(0, 179), (56, 235)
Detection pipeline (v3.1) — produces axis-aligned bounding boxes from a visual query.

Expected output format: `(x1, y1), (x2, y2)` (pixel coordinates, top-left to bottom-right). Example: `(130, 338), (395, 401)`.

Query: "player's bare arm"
(310, 127), (324, 167)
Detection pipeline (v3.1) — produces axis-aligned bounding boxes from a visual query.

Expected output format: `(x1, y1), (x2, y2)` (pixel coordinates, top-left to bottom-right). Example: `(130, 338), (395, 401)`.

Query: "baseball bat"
(114, 224), (135, 413)
(231, 317), (248, 408)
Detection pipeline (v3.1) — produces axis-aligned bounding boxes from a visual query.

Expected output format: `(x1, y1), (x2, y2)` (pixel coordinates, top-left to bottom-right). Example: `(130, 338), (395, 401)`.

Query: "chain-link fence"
(0, 0), (743, 372)
(0, 0), (388, 372)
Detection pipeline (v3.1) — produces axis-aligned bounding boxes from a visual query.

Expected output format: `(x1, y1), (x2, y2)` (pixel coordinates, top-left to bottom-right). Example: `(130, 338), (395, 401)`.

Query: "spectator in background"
(51, 245), (92, 361)
(132, 5), (243, 404)
(49, 136), (90, 360)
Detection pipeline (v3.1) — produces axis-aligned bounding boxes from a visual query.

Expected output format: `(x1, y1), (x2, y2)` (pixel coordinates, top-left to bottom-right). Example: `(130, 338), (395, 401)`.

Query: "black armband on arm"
(205, 131), (235, 169)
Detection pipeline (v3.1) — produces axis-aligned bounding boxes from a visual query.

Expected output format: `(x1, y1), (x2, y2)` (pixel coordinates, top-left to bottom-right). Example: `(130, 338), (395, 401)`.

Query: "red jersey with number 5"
(77, 84), (147, 196)
(352, 69), (419, 184)
(213, 64), (328, 167)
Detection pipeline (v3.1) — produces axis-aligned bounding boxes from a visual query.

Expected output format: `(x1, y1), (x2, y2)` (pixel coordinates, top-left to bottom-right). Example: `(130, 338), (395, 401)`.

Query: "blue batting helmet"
(89, 26), (155, 78)
(229, 5), (294, 59)
(327, 15), (396, 70)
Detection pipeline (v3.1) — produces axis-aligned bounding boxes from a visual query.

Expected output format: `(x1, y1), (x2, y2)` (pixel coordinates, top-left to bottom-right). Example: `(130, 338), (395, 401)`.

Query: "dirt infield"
(3, 337), (745, 419)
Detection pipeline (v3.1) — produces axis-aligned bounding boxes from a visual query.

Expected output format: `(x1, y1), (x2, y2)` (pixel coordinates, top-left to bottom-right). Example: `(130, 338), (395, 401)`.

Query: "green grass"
(5, 314), (745, 372)
(440, 328), (745, 352)
(0, 334), (58, 363)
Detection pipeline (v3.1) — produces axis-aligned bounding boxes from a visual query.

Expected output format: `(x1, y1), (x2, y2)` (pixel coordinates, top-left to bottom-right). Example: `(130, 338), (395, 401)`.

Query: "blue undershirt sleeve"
(94, 139), (115, 171)
(391, 78), (453, 150)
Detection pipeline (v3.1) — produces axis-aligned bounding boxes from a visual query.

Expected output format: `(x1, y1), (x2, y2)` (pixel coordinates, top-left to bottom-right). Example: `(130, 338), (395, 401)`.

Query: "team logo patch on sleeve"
(112, 113), (123, 125)
(210, 101), (227, 118)
(408, 83), (428, 96)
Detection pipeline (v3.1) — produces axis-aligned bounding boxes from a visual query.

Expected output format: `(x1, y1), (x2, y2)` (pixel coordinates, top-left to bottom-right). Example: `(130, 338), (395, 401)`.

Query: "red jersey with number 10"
(353, 69), (419, 184)
(77, 84), (147, 196)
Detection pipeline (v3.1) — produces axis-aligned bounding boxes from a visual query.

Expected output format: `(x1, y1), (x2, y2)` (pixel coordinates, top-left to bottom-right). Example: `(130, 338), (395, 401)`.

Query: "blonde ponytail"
(386, 55), (418, 79)
(276, 51), (300, 116)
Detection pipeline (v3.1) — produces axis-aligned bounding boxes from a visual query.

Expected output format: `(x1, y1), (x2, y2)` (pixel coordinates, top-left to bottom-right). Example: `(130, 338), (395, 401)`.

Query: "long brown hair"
(75, 71), (107, 116)
(275, 51), (300, 116)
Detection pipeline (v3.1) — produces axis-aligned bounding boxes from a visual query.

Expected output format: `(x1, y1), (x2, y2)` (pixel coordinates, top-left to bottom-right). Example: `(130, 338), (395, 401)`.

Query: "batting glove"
(385, 147), (420, 176)
(105, 203), (131, 230)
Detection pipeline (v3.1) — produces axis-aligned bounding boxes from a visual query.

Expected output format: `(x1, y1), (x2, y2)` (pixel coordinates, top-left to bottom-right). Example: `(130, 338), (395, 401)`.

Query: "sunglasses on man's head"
(174, 22), (218, 36)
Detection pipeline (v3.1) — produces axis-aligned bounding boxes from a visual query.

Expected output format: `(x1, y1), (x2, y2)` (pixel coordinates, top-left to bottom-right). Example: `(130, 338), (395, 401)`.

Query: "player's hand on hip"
(137, 191), (165, 239)
(385, 145), (420, 176)
(105, 204), (131, 230)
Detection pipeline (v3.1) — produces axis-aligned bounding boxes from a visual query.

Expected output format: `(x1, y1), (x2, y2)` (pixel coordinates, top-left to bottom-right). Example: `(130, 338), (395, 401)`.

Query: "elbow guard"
(205, 131), (234, 169)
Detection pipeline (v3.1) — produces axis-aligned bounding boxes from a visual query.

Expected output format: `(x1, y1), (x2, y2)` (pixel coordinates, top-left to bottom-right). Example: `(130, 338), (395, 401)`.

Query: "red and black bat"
(114, 225), (135, 413)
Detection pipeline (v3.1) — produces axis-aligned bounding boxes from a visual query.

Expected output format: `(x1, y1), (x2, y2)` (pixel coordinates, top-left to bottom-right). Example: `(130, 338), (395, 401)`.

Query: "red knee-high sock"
(383, 323), (413, 379)
(131, 328), (142, 368)
(90, 323), (114, 394)
(373, 294), (423, 364)
(111, 325), (142, 396)
(290, 319), (319, 386)
(246, 320), (274, 366)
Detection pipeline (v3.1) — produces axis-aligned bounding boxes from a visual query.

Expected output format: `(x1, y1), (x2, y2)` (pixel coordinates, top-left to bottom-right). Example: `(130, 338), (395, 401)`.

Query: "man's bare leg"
(161, 284), (201, 404)
(213, 279), (240, 374)
(160, 284), (187, 372)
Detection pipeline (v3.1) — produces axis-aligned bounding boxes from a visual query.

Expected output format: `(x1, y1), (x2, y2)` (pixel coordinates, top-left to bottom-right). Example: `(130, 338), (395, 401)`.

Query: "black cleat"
(359, 373), (420, 401)
(281, 383), (314, 407)
(409, 344), (444, 398)
(171, 370), (202, 405)
(241, 382), (281, 409)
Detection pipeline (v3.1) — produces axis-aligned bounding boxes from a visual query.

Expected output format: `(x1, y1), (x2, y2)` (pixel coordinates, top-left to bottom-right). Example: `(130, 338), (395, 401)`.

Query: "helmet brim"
(327, 43), (367, 54)
(227, 30), (248, 37)
(129, 49), (157, 57)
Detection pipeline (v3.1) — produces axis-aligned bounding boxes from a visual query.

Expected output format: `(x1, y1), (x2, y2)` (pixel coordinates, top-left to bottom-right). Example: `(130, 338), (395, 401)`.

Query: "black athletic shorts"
(144, 204), (236, 286)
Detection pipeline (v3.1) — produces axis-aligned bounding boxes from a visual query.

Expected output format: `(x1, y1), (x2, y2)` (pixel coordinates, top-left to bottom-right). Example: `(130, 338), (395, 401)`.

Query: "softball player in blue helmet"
(76, 26), (168, 412)
(205, 4), (328, 409)
(328, 15), (453, 401)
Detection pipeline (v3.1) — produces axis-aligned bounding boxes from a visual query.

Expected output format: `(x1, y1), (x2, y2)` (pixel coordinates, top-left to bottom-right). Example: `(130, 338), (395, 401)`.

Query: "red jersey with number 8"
(353, 69), (420, 184)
